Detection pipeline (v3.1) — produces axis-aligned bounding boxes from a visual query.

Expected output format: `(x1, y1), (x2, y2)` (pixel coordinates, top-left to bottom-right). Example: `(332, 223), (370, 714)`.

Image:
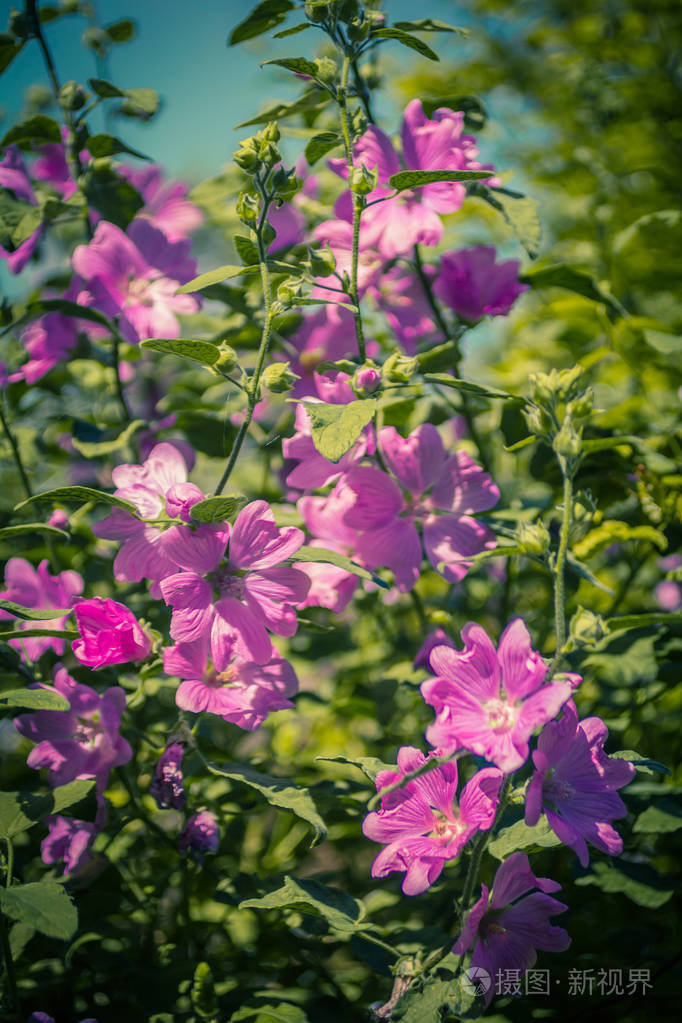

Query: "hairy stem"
(338, 53), (366, 361)
(547, 471), (573, 679)
(0, 402), (33, 499)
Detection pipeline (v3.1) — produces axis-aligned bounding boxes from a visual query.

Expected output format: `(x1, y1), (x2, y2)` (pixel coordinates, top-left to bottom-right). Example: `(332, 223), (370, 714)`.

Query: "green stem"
(5, 838), (13, 889)
(0, 402), (32, 499)
(338, 53), (366, 361)
(112, 330), (132, 423)
(547, 471), (573, 680)
(1, 838), (19, 1017)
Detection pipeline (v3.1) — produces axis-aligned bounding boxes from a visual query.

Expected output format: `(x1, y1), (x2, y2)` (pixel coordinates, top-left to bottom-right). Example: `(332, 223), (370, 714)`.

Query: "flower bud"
(262, 121), (281, 143)
(553, 421), (583, 459)
(82, 25), (109, 55)
(214, 345), (238, 374)
(271, 166), (300, 199)
(352, 363), (381, 396)
(569, 606), (608, 647)
(314, 57), (338, 84)
(233, 139), (259, 172)
(262, 361), (300, 393)
(258, 140), (281, 169)
(383, 351), (418, 384)
(277, 278), (302, 305)
(236, 189), (260, 224)
(348, 165), (378, 195)
(565, 388), (594, 422)
(517, 522), (551, 555)
(305, 0), (331, 23)
(347, 16), (370, 42)
(58, 80), (87, 111)
(179, 811), (219, 858)
(150, 742), (186, 810)
(309, 245), (336, 277)
(523, 403), (553, 437)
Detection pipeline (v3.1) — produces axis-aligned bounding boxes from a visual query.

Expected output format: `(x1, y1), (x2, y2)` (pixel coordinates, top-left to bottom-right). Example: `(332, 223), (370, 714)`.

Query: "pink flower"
(363, 747), (502, 895)
(14, 666), (132, 787)
(179, 810), (219, 857)
(160, 500), (309, 666)
(150, 742), (186, 809)
(164, 634), (298, 731)
(296, 483), (363, 613)
(0, 146), (44, 273)
(72, 597), (152, 669)
(413, 628), (455, 670)
(525, 701), (635, 866)
(72, 220), (199, 345)
(421, 620), (576, 772)
(329, 99), (495, 259)
(0, 558), (83, 660)
(453, 851), (570, 1005)
(433, 246), (528, 323)
(369, 265), (439, 354)
(120, 164), (204, 241)
(655, 580), (681, 611)
(41, 815), (98, 875)
(342, 424), (499, 591)
(286, 305), (359, 398)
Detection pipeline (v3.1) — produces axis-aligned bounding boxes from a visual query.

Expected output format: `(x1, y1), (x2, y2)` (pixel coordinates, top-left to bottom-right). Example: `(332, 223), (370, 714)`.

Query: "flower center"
(215, 568), (245, 600)
(430, 810), (465, 844)
(72, 715), (100, 747)
(483, 697), (517, 732)
(543, 769), (576, 804)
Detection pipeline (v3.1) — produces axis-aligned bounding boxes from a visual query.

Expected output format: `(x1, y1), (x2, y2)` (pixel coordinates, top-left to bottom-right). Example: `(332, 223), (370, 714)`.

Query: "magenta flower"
(0, 558), (83, 660)
(150, 742), (186, 809)
(72, 219), (199, 345)
(160, 500), (309, 667)
(286, 305), (359, 398)
(0, 146), (44, 273)
(120, 164), (203, 241)
(72, 597), (152, 669)
(342, 424), (499, 591)
(433, 246), (529, 324)
(180, 810), (219, 857)
(14, 666), (132, 787)
(296, 483), (363, 612)
(363, 747), (503, 895)
(92, 442), (205, 592)
(41, 815), (97, 876)
(413, 628), (455, 670)
(164, 634), (298, 731)
(525, 701), (635, 866)
(330, 100), (495, 259)
(370, 265), (439, 354)
(421, 620), (576, 772)
(453, 851), (570, 1005)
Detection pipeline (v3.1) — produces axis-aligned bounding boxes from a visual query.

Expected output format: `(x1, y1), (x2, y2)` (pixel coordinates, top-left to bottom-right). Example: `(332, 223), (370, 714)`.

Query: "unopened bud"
(314, 57), (338, 84)
(518, 522), (551, 555)
(523, 403), (553, 437)
(270, 166), (299, 199)
(214, 346), (238, 374)
(262, 121), (281, 143)
(565, 388), (594, 422)
(262, 361), (300, 393)
(553, 421), (583, 459)
(347, 16), (370, 42)
(348, 165), (378, 195)
(236, 190), (259, 224)
(569, 606), (608, 647)
(383, 351), (417, 384)
(82, 25), (109, 55)
(309, 245), (336, 278)
(305, 1), (331, 23)
(352, 363), (381, 396)
(233, 141), (259, 172)
(59, 80), (87, 111)
(277, 278), (302, 305)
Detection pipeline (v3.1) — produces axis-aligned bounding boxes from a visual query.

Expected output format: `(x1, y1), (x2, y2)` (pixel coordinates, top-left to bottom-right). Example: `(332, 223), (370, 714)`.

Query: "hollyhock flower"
(413, 628), (455, 670)
(296, 482), (363, 612)
(0, 558), (83, 660)
(363, 747), (503, 895)
(370, 265), (439, 354)
(120, 163), (204, 241)
(329, 99), (495, 259)
(286, 305), (358, 398)
(525, 701), (635, 866)
(0, 146), (44, 272)
(421, 620), (576, 772)
(92, 442), (205, 592)
(453, 851), (570, 1005)
(41, 815), (97, 875)
(655, 580), (681, 611)
(160, 500), (309, 667)
(164, 633), (298, 731)
(179, 810), (219, 856)
(150, 742), (186, 809)
(71, 219), (199, 345)
(342, 424), (499, 591)
(72, 597), (152, 669)
(433, 246), (528, 324)
(14, 666), (132, 787)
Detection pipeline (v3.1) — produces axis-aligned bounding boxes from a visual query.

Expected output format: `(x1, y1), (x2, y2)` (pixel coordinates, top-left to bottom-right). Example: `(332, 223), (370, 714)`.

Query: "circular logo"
(461, 966), (492, 997)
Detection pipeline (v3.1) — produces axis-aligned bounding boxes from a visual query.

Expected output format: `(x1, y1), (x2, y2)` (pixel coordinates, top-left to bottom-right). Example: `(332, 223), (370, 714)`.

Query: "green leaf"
(573, 521), (667, 560)
(176, 264), (260, 293)
(261, 56), (319, 77)
(231, 1005), (308, 1023)
(302, 399), (377, 463)
(88, 79), (160, 116)
(190, 495), (247, 523)
(81, 163), (143, 229)
(391, 977), (475, 1023)
(0, 34), (25, 76)
(0, 781), (95, 841)
(88, 77), (126, 98)
(140, 337), (221, 366)
(289, 545), (378, 583)
(520, 263), (626, 318)
(234, 235), (260, 265)
(0, 599), (71, 621)
(86, 133), (150, 161)
(229, 0), (295, 46)
(0, 688), (69, 711)
(393, 19), (467, 33)
(16, 486), (138, 515)
(240, 875), (365, 932)
(371, 27), (440, 61)
(575, 861), (673, 908)
(104, 17), (136, 43)
(612, 750), (671, 776)
(566, 552), (614, 595)
(388, 168), (492, 192)
(488, 818), (561, 860)
(473, 184), (542, 258)
(23, 298), (113, 329)
(0, 628), (78, 642)
(0, 191), (41, 252)
(203, 760), (326, 844)
(1, 114), (61, 147)
(304, 131), (341, 166)
(606, 613), (682, 633)
(0, 882), (78, 940)
(634, 798), (682, 834)
(422, 373), (518, 401)
(0, 523), (68, 540)
(235, 89), (329, 129)
(316, 755), (393, 782)
(273, 23), (311, 39)
(71, 418), (146, 458)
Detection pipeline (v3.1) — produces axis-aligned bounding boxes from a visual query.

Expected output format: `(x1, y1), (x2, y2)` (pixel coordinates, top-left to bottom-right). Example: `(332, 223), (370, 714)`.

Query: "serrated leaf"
(234, 235), (260, 265)
(575, 861), (673, 908)
(289, 545), (377, 582)
(302, 399), (376, 463)
(86, 133), (150, 161)
(16, 486), (137, 515)
(371, 27), (440, 61)
(305, 131), (341, 166)
(190, 495), (247, 523)
(229, 0), (295, 46)
(391, 976), (475, 1023)
(520, 263), (626, 318)
(140, 337), (221, 366)
(473, 184), (542, 258)
(240, 875), (364, 932)
(606, 612), (682, 633)
(1, 114), (61, 148)
(0, 882), (77, 940)
(612, 751), (671, 776)
(573, 521), (667, 560)
(393, 19), (467, 34)
(388, 168), (492, 191)
(71, 418), (145, 458)
(422, 373), (518, 401)
(0, 688), (69, 711)
(634, 798), (682, 834)
(0, 523), (68, 540)
(261, 56), (318, 77)
(204, 760), (326, 843)
(0, 599), (71, 621)
(317, 755), (393, 782)
(488, 818), (561, 860)
(176, 265), (260, 293)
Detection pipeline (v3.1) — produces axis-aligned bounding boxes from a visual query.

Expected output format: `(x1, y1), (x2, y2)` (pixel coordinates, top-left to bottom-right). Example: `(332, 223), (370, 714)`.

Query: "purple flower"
(363, 747), (502, 895)
(179, 810), (219, 857)
(342, 424), (500, 591)
(120, 164), (203, 241)
(150, 742), (186, 809)
(0, 147), (44, 272)
(41, 815), (98, 875)
(14, 666), (132, 787)
(525, 701), (635, 866)
(413, 628), (455, 670)
(0, 558), (83, 660)
(164, 635), (298, 731)
(295, 484), (363, 613)
(453, 851), (570, 1005)
(72, 597), (152, 669)
(369, 265), (439, 354)
(433, 246), (529, 324)
(421, 620), (576, 772)
(72, 220), (199, 345)
(285, 305), (360, 398)
(160, 500), (309, 667)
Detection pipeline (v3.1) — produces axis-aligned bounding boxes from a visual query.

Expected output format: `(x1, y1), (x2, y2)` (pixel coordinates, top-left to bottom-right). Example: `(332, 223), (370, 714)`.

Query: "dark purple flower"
(179, 810), (219, 857)
(150, 742), (186, 809)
